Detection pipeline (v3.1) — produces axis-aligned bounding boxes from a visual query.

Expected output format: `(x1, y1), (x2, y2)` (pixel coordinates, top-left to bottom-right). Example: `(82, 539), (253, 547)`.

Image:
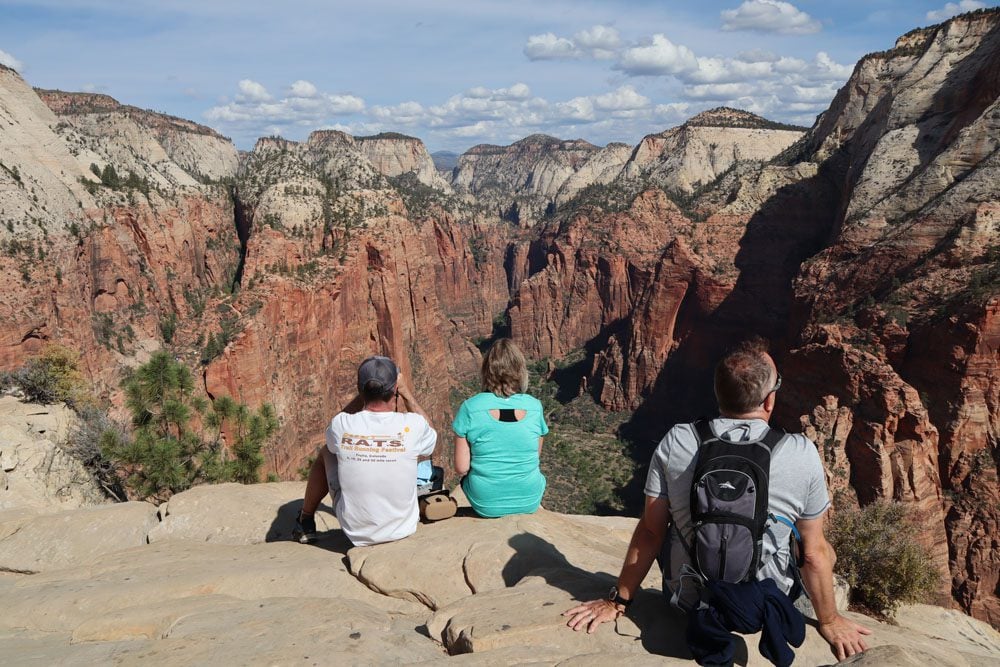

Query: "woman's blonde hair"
(481, 338), (529, 398)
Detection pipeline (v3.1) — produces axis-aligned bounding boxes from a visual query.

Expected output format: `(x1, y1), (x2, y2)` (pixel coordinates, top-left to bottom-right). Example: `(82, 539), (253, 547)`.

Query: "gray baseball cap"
(357, 355), (398, 393)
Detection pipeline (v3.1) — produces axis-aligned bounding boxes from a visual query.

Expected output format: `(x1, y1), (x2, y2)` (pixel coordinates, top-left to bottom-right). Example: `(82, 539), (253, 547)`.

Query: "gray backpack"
(688, 420), (785, 583)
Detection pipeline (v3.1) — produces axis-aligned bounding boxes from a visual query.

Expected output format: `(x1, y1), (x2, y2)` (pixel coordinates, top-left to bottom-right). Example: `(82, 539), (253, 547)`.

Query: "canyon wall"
(0, 8), (997, 627)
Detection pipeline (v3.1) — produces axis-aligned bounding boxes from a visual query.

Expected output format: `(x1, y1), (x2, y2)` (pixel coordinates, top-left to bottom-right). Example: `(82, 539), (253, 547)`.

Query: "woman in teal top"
(453, 338), (548, 517)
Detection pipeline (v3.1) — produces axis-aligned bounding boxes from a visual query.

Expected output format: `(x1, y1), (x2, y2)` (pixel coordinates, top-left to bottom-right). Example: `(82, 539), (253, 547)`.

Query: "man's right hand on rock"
(562, 599), (623, 634)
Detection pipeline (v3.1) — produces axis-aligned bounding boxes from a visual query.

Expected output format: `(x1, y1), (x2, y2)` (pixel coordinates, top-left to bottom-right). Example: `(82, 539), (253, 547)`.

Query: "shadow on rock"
(504, 532), (701, 660)
(267, 500), (353, 555)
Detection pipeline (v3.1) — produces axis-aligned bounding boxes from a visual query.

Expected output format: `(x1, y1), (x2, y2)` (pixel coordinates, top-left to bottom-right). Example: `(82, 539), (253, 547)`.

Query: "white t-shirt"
(325, 410), (437, 546)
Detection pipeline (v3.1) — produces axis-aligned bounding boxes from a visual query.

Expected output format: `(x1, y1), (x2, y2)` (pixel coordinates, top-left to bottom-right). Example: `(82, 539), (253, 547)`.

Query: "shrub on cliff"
(7, 343), (93, 408)
(64, 407), (131, 502)
(106, 352), (279, 500)
(828, 500), (940, 617)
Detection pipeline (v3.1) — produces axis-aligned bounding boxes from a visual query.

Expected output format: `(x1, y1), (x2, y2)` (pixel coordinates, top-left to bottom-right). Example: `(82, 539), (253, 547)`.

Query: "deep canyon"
(1, 10), (998, 628)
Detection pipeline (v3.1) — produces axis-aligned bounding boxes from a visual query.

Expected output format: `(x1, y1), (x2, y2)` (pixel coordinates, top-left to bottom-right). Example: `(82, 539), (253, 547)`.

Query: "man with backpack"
(563, 341), (870, 663)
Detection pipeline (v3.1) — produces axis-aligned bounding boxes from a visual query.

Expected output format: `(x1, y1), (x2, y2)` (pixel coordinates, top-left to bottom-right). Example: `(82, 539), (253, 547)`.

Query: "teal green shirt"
(452, 392), (548, 518)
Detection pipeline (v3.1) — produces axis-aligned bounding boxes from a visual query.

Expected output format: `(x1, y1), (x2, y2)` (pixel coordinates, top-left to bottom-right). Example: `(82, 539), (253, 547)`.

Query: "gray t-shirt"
(645, 418), (830, 597)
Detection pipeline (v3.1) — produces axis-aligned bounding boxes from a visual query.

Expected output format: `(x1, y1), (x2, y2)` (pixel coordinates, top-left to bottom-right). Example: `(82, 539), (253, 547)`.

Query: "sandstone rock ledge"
(1, 483), (998, 666)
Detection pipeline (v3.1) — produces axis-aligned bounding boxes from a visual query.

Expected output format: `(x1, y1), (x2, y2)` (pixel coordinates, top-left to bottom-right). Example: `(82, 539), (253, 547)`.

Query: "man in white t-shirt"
(294, 355), (437, 546)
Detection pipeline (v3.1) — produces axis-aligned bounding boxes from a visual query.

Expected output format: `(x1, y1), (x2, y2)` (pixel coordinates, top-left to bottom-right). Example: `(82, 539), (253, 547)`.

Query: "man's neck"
(364, 399), (394, 412)
(719, 409), (770, 421)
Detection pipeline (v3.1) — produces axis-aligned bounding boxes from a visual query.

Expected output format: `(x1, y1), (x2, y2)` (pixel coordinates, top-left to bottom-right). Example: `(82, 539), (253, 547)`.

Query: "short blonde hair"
(481, 338), (529, 398)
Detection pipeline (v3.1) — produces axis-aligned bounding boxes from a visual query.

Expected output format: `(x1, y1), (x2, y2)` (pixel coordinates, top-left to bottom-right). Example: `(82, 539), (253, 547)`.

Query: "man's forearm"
(799, 541), (839, 623)
(400, 394), (429, 420)
(616, 523), (664, 599)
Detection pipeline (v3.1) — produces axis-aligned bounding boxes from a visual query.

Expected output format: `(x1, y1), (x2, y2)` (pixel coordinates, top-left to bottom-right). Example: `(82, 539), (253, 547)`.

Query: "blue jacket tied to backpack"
(687, 578), (805, 667)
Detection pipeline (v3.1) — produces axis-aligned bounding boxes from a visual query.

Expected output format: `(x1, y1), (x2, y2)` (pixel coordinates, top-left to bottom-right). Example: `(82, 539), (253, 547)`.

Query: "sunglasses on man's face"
(761, 373), (782, 405)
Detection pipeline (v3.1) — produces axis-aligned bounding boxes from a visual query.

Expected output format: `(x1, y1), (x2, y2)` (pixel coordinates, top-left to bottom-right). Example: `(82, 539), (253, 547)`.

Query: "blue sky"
(1, 1), (996, 152)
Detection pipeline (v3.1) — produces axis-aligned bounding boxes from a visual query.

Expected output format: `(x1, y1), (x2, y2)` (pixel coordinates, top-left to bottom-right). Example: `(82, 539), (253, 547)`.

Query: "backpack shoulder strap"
(693, 418), (716, 446)
(760, 426), (786, 451)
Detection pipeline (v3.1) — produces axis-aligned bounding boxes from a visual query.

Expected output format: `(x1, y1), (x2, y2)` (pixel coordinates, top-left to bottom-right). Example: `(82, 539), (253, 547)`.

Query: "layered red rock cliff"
(502, 9), (1000, 624)
(200, 135), (509, 477)
(1, 7), (997, 629)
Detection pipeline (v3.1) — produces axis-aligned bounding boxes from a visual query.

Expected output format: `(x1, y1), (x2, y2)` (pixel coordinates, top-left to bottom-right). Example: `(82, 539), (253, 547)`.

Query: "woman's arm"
(538, 437), (544, 455)
(454, 436), (471, 475)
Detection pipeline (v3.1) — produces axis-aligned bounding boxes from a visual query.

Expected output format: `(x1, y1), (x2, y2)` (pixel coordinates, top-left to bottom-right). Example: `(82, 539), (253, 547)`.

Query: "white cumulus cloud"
(524, 32), (580, 60)
(524, 25), (623, 61)
(926, 1), (986, 21)
(573, 25), (622, 59)
(370, 101), (426, 125)
(237, 79), (272, 103)
(289, 80), (318, 98)
(615, 34), (699, 75)
(0, 48), (24, 71)
(593, 85), (650, 111)
(205, 79), (364, 130)
(466, 83), (532, 101)
(721, 0), (822, 35)
(554, 96), (595, 122)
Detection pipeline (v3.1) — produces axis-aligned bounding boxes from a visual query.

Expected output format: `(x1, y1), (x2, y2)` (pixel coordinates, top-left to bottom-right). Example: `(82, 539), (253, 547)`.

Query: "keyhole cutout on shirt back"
(489, 408), (527, 422)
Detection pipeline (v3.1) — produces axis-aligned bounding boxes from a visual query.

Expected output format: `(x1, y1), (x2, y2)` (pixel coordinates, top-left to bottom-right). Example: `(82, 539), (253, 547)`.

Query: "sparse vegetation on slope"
(529, 353), (636, 514)
(684, 107), (808, 132)
(0, 343), (94, 409)
(828, 500), (941, 618)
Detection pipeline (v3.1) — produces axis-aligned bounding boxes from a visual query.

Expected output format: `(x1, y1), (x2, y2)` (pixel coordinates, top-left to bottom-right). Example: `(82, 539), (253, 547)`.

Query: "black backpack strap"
(693, 418), (716, 445)
(760, 426), (786, 451)
(679, 419), (716, 563)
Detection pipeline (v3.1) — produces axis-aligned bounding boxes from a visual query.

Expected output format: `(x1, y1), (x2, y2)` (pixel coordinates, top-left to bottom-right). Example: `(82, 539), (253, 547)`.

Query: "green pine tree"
(103, 352), (278, 501)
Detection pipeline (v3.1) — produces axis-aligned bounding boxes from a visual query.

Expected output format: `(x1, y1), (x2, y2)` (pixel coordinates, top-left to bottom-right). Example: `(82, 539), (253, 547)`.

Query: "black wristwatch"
(609, 586), (633, 610)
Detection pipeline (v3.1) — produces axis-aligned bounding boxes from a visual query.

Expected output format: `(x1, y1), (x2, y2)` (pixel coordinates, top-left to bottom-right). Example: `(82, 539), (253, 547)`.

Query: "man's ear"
(763, 391), (777, 413)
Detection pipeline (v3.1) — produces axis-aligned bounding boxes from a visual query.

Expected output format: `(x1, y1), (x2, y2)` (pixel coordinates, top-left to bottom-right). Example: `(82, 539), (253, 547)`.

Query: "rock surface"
(2, 482), (998, 665)
(0, 396), (106, 511)
(621, 108), (804, 194)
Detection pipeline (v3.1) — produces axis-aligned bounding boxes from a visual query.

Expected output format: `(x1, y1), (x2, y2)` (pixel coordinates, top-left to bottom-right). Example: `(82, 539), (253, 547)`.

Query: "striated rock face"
(555, 141), (634, 204)
(621, 108), (805, 194)
(509, 190), (689, 360)
(0, 70), (241, 391)
(355, 132), (453, 191)
(0, 70), (98, 238)
(203, 134), (506, 478)
(452, 134), (603, 225)
(776, 332), (952, 601)
(454, 134), (600, 199)
(2, 482), (998, 664)
(37, 89), (239, 183)
(784, 9), (1000, 626)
